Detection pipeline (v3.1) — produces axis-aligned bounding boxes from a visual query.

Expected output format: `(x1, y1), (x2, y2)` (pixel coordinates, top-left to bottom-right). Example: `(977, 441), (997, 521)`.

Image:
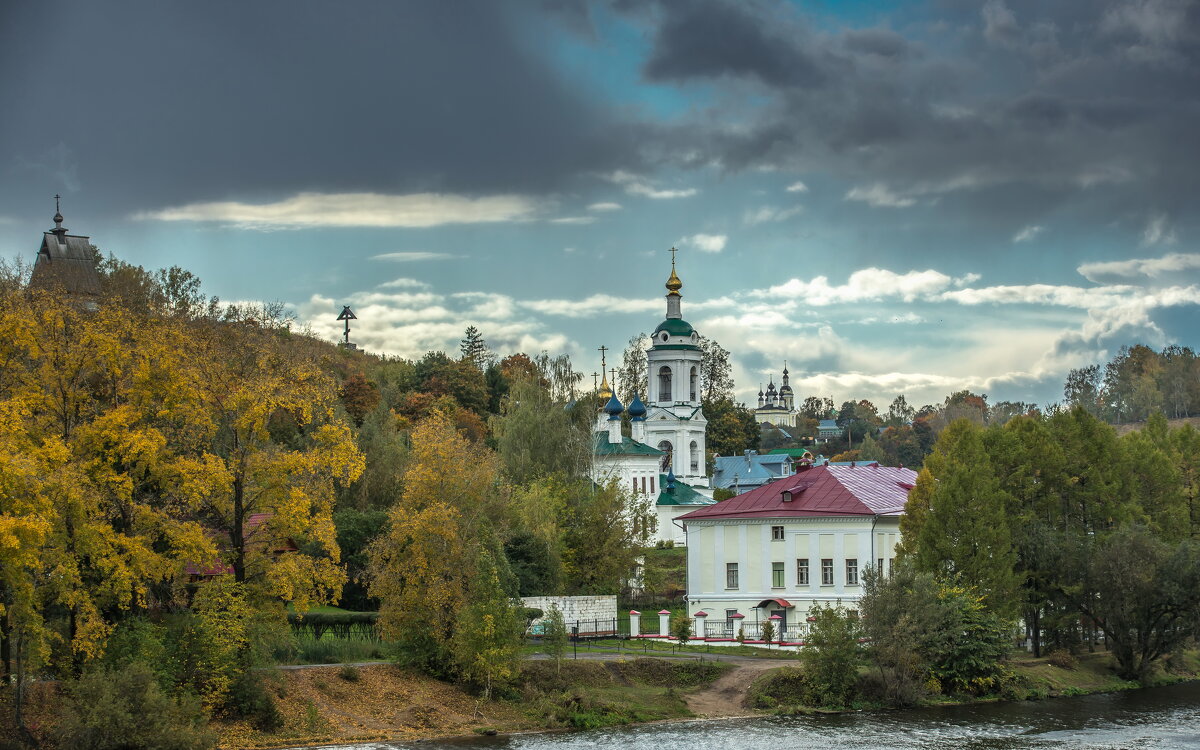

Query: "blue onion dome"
(604, 393), (624, 419)
(666, 469), (677, 489)
(627, 392), (647, 419)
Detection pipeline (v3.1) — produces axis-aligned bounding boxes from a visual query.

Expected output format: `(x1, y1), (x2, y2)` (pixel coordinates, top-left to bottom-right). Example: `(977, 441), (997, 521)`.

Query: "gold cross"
(598, 345), (608, 370)
(669, 246), (677, 266)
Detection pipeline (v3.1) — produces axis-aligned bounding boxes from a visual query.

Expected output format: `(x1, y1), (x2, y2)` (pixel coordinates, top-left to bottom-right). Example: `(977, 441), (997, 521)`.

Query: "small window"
(726, 562), (739, 589)
(846, 558), (859, 586)
(771, 525), (784, 540)
(772, 562), (785, 588)
(650, 476), (655, 493)
(633, 477), (638, 492)
(877, 557), (884, 576)
(821, 558), (834, 586)
(797, 558), (809, 585)
(725, 609), (738, 621)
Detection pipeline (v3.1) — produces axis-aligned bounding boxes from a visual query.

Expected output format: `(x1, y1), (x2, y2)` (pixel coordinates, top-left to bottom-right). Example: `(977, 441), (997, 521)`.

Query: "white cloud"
(785, 181), (809, 193)
(607, 171), (698, 200)
(938, 284), (1135, 309)
(549, 216), (596, 225)
(758, 268), (954, 305)
(371, 251), (457, 262)
(295, 292), (576, 362)
(743, 205), (803, 225)
(954, 272), (982, 287)
(521, 294), (661, 318)
(134, 191), (540, 229)
(1141, 213), (1177, 247)
(856, 312), (925, 325)
(587, 202), (622, 212)
(679, 233), (728, 253)
(1078, 252), (1200, 283)
(1013, 224), (1043, 243)
(377, 277), (430, 289)
(844, 183), (917, 208)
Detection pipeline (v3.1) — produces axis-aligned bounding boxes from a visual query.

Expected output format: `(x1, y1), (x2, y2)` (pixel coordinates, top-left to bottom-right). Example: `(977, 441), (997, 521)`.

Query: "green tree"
(798, 604), (860, 707)
(491, 378), (592, 485)
(615, 333), (649, 406)
(561, 480), (653, 594)
(1063, 365), (1101, 416)
(459, 326), (491, 371)
(543, 604), (568, 675)
(699, 336), (735, 403)
(704, 397), (760, 459)
(671, 612), (692, 646)
(452, 548), (522, 698)
(1073, 526), (1200, 681)
(898, 420), (1019, 616)
(887, 395), (915, 427)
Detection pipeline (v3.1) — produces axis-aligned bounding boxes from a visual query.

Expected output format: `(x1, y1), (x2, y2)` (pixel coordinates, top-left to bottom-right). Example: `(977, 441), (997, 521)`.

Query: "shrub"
(670, 613), (692, 646)
(226, 669), (283, 731)
(287, 611), (381, 640)
(339, 665), (361, 682)
(747, 667), (810, 709)
(798, 604), (861, 708)
(1046, 650), (1077, 670)
(56, 663), (216, 750)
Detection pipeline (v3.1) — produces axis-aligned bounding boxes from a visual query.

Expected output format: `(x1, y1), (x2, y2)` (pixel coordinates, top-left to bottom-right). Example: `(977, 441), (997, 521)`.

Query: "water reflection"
(298, 681), (1200, 750)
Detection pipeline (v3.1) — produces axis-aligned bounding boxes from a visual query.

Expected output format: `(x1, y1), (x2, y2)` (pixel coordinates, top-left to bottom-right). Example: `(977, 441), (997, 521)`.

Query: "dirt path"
(684, 659), (783, 718)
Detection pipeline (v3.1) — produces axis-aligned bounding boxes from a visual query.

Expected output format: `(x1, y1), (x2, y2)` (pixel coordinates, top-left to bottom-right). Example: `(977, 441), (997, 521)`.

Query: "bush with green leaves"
(859, 562), (1011, 699)
(543, 604), (569, 674)
(55, 663), (216, 750)
(670, 613), (692, 645)
(798, 604), (861, 707)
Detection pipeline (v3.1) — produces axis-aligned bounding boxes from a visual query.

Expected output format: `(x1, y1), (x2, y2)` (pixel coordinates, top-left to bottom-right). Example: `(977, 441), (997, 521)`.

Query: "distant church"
(753, 364), (798, 427)
(30, 198), (102, 298)
(590, 254), (716, 545)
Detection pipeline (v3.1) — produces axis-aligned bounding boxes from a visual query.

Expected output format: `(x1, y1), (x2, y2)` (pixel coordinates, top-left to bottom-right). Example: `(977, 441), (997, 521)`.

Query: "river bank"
(218, 646), (1200, 749)
(5, 648), (1196, 749)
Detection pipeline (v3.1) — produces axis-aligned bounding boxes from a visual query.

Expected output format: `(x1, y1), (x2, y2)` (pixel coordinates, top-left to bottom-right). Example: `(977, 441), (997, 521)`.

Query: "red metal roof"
(678, 464), (916, 522)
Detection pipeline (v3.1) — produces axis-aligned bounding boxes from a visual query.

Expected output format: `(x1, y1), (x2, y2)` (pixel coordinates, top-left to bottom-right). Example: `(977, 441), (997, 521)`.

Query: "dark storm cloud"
(641, 0), (826, 87)
(626, 0), (1200, 227)
(0, 1), (636, 214)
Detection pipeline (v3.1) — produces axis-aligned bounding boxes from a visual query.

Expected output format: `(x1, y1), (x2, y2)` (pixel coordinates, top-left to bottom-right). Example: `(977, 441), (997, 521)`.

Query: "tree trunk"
(232, 475), (246, 584)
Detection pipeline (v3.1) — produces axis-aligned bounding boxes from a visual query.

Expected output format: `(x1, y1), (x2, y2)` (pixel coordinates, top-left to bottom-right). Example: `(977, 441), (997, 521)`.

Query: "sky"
(2, 0), (1198, 410)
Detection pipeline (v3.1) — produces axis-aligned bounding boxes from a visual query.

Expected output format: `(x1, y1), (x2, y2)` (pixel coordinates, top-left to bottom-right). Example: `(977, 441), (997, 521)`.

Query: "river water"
(301, 681), (1200, 750)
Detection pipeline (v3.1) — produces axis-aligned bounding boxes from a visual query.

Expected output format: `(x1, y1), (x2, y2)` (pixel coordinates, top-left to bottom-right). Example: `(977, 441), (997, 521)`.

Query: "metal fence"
(529, 617), (619, 639)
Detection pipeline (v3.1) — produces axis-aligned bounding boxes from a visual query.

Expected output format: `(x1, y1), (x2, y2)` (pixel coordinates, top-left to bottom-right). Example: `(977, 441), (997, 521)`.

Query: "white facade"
(683, 515), (902, 630)
(679, 464), (915, 642)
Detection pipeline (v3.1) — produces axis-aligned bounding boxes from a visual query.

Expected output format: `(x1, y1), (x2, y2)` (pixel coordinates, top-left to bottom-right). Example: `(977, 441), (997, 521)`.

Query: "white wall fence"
(627, 610), (816, 646)
(523, 595), (618, 637)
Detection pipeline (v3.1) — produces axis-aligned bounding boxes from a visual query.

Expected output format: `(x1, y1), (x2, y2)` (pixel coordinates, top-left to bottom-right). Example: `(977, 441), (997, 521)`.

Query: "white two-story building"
(678, 463), (915, 642)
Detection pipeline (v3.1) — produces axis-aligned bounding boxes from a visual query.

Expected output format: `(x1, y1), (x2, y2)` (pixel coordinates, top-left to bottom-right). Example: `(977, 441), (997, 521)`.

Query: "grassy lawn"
(641, 546), (687, 592)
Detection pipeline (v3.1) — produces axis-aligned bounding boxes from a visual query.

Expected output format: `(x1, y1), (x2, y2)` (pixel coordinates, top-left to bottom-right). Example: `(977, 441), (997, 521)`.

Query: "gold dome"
(598, 372), (613, 400)
(665, 251), (682, 296)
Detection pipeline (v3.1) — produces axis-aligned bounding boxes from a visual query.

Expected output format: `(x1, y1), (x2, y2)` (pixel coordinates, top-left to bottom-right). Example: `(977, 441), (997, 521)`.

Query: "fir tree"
(459, 326), (490, 370)
(898, 419), (1020, 617)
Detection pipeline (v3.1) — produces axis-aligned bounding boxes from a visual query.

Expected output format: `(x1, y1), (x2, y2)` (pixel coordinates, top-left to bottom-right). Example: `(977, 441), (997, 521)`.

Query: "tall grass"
(272, 633), (389, 665)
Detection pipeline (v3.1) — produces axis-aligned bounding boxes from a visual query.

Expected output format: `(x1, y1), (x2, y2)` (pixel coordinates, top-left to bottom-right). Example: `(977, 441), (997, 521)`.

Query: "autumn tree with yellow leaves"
(0, 272), (364, 739)
(367, 408), (522, 678)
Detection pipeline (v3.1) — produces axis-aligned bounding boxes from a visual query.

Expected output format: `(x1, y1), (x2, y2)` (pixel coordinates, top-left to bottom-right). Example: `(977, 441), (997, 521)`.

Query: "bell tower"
(643, 248), (708, 486)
